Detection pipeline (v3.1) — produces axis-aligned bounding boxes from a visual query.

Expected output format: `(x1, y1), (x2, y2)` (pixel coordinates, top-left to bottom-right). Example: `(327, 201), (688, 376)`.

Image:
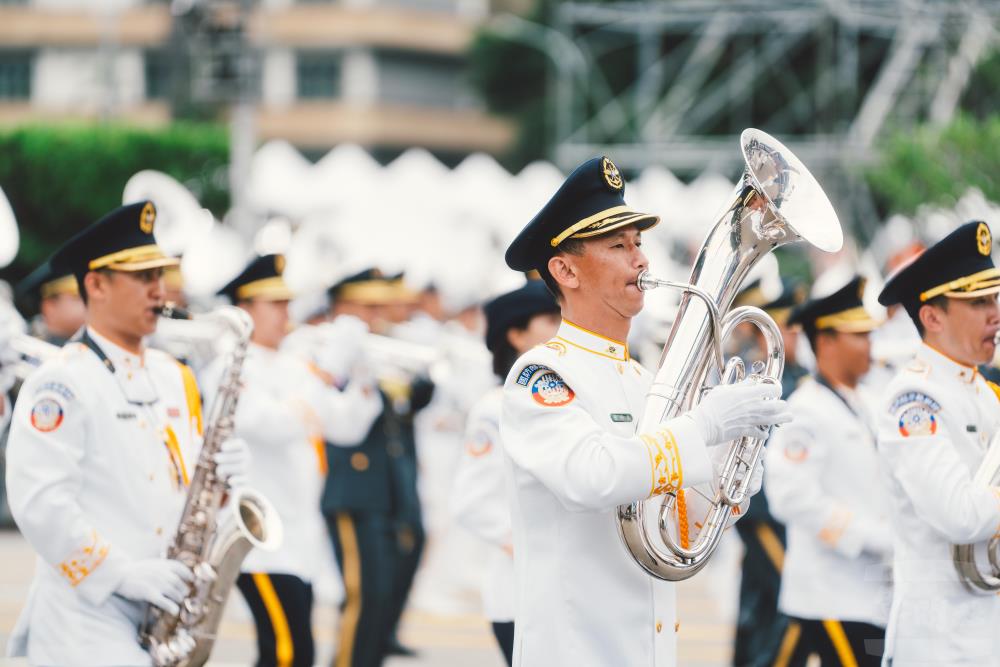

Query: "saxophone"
(141, 304), (283, 666)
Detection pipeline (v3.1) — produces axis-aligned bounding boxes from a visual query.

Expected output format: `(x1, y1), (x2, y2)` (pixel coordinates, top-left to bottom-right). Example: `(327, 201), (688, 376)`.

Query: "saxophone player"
(500, 156), (792, 666)
(875, 221), (1000, 666)
(765, 276), (892, 666)
(4, 202), (249, 666)
(202, 255), (382, 667)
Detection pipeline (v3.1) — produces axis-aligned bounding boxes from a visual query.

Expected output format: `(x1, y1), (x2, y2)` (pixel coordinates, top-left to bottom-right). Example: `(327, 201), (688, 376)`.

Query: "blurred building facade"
(0, 0), (514, 156)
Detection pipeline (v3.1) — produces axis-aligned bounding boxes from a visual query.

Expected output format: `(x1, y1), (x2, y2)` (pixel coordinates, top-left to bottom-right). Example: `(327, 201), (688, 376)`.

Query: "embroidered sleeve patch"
(465, 429), (494, 457)
(891, 391), (941, 437)
(516, 364), (548, 387)
(530, 370), (575, 407)
(30, 397), (65, 432)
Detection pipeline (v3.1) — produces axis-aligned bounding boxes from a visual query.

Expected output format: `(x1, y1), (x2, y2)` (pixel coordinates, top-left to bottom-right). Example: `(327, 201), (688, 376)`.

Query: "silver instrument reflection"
(952, 430), (1000, 591)
(617, 128), (843, 581)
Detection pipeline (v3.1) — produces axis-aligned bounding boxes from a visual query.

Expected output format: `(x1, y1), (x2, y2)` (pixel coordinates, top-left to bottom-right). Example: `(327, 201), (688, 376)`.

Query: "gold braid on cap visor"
(87, 244), (178, 271)
(919, 267), (1000, 302)
(40, 274), (79, 299)
(814, 306), (879, 332)
(549, 206), (660, 247)
(235, 276), (294, 300)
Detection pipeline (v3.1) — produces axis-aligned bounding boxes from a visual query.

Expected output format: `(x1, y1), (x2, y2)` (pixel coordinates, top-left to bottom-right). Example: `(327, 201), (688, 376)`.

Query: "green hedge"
(0, 123), (229, 281)
(866, 114), (1000, 217)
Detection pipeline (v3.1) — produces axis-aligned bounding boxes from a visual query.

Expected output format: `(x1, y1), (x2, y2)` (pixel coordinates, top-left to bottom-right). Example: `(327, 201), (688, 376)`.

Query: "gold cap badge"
(977, 222), (991, 256)
(601, 157), (623, 191)
(140, 202), (156, 234)
(275, 254), (285, 274)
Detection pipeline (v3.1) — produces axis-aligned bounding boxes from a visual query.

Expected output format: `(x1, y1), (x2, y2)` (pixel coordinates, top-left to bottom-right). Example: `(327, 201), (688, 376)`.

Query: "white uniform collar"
(86, 326), (145, 369)
(553, 319), (630, 362)
(916, 342), (979, 385)
(85, 326), (160, 404)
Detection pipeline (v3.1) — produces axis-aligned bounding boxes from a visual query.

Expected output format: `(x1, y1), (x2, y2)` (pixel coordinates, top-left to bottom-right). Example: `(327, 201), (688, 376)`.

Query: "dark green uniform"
(323, 377), (433, 667)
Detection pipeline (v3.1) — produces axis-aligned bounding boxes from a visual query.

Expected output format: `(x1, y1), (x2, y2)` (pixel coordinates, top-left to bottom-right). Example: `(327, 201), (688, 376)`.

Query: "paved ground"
(0, 529), (738, 666)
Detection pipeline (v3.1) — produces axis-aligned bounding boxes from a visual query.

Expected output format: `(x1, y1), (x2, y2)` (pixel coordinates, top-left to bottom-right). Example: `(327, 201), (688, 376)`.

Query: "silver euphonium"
(141, 304), (282, 666)
(617, 129), (843, 581)
(952, 430), (1000, 591)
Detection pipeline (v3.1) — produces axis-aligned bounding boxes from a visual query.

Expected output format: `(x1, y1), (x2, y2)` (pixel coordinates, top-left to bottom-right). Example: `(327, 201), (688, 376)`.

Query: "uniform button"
(655, 620), (662, 633)
(149, 473), (155, 481)
(675, 621), (680, 633)
(155, 527), (163, 536)
(351, 452), (370, 471)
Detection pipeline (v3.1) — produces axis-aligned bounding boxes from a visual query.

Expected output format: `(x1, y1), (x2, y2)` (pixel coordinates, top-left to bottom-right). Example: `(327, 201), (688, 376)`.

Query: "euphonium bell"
(617, 129), (843, 581)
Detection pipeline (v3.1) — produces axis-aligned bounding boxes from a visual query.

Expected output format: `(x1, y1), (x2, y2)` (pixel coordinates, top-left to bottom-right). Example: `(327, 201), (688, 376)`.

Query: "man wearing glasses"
(4, 202), (248, 665)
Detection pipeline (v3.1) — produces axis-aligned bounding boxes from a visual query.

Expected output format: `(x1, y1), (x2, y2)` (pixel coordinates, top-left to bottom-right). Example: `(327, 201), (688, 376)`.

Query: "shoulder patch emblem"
(531, 370), (575, 407)
(31, 397), (65, 432)
(516, 364), (548, 387)
(891, 391), (940, 437)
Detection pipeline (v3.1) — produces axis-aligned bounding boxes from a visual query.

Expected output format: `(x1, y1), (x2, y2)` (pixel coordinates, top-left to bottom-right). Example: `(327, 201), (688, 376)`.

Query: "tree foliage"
(0, 123), (228, 281)
(867, 114), (1000, 216)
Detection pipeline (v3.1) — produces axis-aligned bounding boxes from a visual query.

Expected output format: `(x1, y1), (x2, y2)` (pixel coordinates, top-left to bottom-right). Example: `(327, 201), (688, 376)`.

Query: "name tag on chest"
(610, 413), (633, 423)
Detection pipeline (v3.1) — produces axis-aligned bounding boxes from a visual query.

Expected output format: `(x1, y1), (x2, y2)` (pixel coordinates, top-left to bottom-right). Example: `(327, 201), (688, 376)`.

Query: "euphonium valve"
(617, 129), (843, 581)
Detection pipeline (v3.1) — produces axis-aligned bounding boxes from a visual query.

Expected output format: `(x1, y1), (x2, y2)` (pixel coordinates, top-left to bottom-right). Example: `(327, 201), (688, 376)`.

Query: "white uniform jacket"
(766, 376), (893, 626)
(500, 320), (715, 667)
(200, 342), (381, 580)
(5, 328), (203, 666)
(877, 343), (1000, 666)
(451, 387), (514, 622)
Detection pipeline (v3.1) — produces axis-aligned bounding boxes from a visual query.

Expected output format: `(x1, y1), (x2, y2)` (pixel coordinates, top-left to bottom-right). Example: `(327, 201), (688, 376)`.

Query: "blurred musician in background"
(320, 269), (434, 666)
(451, 280), (560, 665)
(15, 260), (85, 346)
(202, 254), (381, 667)
(766, 277), (891, 666)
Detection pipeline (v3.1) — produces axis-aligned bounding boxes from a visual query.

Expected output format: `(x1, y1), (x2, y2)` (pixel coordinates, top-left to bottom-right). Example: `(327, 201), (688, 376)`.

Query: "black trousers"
(385, 517), (425, 645)
(775, 617), (885, 667)
(733, 516), (789, 667)
(236, 572), (315, 667)
(328, 511), (395, 667)
(491, 621), (515, 666)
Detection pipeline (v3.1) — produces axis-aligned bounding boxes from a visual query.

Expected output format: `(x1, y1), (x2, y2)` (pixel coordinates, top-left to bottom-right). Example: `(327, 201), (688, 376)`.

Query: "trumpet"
(617, 129), (843, 581)
(952, 430), (1000, 591)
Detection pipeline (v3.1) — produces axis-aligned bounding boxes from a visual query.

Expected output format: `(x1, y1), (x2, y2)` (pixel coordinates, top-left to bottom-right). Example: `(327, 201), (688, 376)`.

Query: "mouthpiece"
(155, 302), (192, 321)
(636, 271), (660, 292)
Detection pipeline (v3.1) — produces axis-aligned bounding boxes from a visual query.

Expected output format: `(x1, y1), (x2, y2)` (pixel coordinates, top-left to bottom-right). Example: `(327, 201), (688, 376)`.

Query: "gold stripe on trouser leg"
(252, 573), (294, 667)
(822, 619), (860, 667)
(772, 621), (801, 667)
(755, 523), (786, 572)
(335, 513), (363, 667)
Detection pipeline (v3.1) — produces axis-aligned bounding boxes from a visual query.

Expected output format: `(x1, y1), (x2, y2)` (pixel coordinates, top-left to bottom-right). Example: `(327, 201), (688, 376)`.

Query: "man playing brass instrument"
(500, 156), (792, 666)
(876, 221), (1000, 666)
(4, 202), (249, 665)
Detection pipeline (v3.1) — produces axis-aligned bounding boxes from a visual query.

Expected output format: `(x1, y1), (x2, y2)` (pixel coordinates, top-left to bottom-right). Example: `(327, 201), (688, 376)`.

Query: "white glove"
(314, 317), (369, 378)
(689, 379), (793, 447)
(213, 437), (251, 489)
(114, 558), (193, 615)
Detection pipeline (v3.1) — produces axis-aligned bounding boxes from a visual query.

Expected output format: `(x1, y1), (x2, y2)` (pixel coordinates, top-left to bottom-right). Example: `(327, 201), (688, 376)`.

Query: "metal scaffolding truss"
(542, 0), (999, 234)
